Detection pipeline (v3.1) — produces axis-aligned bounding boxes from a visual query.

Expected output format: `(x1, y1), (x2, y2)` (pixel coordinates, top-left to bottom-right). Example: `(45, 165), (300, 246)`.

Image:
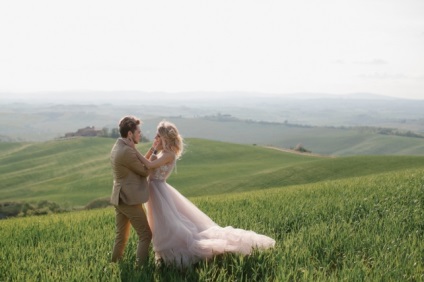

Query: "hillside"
(1, 138), (424, 208)
(145, 117), (424, 156)
(1, 164), (423, 281)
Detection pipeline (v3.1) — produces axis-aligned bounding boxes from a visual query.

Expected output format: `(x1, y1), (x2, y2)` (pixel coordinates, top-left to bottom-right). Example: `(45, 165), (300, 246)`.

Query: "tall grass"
(1, 168), (423, 281)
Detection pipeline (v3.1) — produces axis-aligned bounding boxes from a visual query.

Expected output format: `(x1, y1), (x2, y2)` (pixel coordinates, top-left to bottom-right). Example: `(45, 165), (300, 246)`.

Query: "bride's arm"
(144, 138), (161, 159)
(138, 151), (175, 169)
(144, 146), (155, 160)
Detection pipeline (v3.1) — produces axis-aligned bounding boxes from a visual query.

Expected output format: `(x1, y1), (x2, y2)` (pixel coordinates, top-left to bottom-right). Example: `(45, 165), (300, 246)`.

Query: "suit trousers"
(111, 203), (152, 264)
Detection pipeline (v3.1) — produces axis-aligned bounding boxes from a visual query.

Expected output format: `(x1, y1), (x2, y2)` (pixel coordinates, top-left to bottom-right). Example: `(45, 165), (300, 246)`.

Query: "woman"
(139, 120), (275, 268)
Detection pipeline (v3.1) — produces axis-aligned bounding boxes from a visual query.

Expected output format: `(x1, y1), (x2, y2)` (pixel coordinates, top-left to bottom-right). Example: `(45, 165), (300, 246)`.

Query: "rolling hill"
(1, 137), (424, 208)
(2, 98), (424, 156)
(0, 138), (423, 280)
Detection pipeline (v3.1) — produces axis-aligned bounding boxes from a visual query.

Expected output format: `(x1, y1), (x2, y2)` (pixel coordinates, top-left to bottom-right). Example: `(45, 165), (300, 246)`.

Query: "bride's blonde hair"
(157, 120), (184, 158)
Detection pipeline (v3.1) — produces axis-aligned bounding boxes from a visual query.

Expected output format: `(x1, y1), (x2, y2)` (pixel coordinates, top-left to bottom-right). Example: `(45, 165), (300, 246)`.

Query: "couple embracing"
(110, 116), (275, 269)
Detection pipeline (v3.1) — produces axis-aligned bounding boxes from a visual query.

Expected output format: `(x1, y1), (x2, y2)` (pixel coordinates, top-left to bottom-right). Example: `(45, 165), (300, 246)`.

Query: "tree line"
(96, 127), (150, 142)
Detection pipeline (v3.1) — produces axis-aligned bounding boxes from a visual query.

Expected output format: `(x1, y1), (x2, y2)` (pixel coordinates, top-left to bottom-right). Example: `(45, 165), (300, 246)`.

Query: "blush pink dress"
(146, 154), (275, 268)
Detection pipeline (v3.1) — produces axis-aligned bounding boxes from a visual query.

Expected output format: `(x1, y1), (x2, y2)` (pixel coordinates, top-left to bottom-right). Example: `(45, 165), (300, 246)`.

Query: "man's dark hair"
(118, 116), (141, 137)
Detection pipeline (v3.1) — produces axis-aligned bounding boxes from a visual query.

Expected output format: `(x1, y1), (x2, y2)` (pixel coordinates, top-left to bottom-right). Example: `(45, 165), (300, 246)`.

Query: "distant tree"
(101, 127), (109, 137)
(85, 197), (111, 210)
(110, 128), (120, 138)
(0, 200), (69, 218)
(293, 143), (311, 153)
(101, 127), (150, 142)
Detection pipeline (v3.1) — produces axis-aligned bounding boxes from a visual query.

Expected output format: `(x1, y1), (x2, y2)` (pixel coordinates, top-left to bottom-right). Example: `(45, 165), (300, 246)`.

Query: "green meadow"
(1, 138), (423, 281)
(1, 137), (424, 206)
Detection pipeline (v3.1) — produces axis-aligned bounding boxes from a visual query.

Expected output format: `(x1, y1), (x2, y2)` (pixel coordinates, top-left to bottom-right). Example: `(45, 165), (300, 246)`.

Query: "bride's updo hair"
(157, 120), (184, 158)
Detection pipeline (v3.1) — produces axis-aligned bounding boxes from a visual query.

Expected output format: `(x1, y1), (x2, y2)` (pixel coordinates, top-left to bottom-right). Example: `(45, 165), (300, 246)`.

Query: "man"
(110, 115), (155, 266)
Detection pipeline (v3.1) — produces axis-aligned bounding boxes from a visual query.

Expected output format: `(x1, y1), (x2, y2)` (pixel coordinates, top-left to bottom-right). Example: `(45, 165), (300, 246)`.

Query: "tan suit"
(110, 138), (149, 205)
(110, 138), (152, 265)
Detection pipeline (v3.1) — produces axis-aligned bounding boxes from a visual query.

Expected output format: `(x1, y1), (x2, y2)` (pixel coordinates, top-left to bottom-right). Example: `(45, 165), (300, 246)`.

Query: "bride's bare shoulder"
(160, 150), (176, 161)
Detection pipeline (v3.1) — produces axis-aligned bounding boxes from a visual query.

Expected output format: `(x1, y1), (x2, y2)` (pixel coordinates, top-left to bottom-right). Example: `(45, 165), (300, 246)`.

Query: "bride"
(137, 120), (275, 268)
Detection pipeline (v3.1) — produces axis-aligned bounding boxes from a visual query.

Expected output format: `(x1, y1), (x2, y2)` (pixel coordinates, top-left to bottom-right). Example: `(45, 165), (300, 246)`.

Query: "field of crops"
(1, 167), (423, 281)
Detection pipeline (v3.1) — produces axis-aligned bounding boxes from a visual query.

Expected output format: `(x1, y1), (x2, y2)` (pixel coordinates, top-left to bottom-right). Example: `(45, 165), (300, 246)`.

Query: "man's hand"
(124, 137), (135, 149)
(153, 138), (160, 149)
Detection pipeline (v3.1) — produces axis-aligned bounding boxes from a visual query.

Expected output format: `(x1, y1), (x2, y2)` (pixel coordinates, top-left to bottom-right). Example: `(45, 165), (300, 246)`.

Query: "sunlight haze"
(1, 0), (423, 100)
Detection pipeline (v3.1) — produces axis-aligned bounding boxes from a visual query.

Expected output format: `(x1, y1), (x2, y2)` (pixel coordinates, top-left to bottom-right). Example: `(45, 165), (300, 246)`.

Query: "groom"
(110, 115), (152, 266)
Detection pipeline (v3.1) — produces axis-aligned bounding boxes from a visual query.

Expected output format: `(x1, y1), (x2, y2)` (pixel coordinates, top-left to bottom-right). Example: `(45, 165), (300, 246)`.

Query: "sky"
(1, 0), (424, 100)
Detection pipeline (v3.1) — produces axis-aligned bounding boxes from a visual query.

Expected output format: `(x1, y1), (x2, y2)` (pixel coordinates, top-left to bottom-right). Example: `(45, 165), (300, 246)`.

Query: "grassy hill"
(2, 137), (424, 208)
(1, 163), (423, 280)
(1, 138), (424, 280)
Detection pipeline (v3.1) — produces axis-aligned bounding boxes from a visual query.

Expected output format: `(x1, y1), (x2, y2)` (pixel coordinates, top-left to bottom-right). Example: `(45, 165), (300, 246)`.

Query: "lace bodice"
(149, 159), (175, 181)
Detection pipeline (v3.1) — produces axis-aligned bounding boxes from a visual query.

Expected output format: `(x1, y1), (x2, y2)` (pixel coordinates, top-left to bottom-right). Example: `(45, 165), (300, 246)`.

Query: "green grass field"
(1, 138), (423, 281)
(2, 137), (424, 207)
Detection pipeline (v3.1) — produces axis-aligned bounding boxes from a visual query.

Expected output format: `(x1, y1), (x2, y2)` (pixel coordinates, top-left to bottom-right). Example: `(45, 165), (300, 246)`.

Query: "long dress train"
(146, 158), (275, 268)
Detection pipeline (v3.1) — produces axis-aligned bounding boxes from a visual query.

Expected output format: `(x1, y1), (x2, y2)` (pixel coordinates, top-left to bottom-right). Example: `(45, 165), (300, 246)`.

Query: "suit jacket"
(110, 138), (149, 205)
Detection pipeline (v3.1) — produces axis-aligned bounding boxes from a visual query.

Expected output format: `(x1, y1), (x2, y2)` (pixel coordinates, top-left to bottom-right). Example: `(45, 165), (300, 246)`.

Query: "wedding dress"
(146, 155), (276, 267)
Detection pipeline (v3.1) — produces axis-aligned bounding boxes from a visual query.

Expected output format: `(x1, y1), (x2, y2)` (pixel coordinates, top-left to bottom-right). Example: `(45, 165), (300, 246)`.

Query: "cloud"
(80, 64), (165, 72)
(332, 59), (346, 64)
(413, 74), (424, 81)
(332, 59), (388, 65)
(355, 59), (388, 65)
(358, 72), (407, 80)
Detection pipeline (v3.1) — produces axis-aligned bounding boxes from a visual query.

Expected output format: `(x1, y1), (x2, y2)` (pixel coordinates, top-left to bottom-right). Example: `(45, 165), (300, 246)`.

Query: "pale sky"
(1, 0), (424, 99)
